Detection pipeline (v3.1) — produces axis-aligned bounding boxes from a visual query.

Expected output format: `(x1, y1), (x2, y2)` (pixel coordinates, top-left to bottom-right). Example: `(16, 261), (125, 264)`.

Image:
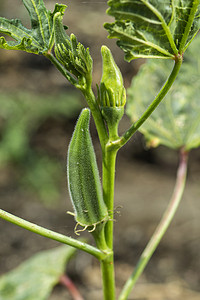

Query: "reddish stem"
(60, 274), (84, 300)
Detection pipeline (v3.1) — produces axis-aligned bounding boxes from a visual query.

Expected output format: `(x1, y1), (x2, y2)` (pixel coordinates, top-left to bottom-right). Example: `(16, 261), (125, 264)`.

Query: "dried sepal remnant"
(67, 212), (109, 236)
(67, 211), (108, 236)
(67, 109), (109, 234)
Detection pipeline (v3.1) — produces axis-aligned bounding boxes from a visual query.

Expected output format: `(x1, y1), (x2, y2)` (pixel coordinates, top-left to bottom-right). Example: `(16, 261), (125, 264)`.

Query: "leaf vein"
(30, 0), (46, 44)
(140, 0), (178, 54)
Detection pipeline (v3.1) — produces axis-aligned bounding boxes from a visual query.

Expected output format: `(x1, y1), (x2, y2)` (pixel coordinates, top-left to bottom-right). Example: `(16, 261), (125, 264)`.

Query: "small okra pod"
(67, 108), (108, 234)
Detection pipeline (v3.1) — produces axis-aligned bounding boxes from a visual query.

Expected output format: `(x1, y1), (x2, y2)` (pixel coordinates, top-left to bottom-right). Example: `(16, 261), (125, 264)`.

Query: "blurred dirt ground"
(0, 1), (200, 299)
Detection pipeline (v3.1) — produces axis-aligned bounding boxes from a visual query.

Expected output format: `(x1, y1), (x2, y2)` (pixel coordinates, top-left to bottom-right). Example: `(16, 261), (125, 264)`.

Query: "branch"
(0, 209), (108, 260)
(112, 55), (183, 150)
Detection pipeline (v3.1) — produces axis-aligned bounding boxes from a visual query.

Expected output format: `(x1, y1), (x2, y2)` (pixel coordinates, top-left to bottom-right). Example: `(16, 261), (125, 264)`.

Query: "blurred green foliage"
(0, 245), (76, 300)
(0, 91), (82, 204)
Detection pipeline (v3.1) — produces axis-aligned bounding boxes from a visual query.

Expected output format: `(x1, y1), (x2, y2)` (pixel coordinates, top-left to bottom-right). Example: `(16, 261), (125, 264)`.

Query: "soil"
(0, 1), (200, 300)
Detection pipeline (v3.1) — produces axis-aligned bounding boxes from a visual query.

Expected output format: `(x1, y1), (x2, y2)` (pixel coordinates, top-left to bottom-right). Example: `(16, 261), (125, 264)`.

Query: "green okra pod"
(67, 108), (108, 234)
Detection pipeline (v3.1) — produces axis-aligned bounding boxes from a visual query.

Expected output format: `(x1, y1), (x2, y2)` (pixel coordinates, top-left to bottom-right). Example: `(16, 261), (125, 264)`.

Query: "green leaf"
(126, 34), (200, 150)
(0, 1), (67, 54)
(0, 245), (76, 300)
(105, 0), (200, 61)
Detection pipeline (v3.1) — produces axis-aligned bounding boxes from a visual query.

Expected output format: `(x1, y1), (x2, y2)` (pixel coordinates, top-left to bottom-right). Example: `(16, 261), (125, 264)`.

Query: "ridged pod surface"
(67, 108), (108, 233)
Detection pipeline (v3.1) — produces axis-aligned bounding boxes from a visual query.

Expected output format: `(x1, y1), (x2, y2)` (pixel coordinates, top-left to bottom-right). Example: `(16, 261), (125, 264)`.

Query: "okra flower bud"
(98, 46), (126, 138)
(67, 109), (108, 235)
(53, 12), (78, 77)
(53, 12), (92, 83)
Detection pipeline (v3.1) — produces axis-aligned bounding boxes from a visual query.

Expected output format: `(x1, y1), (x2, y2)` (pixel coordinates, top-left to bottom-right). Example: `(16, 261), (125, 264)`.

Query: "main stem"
(97, 56), (183, 300)
(118, 148), (188, 300)
(100, 146), (118, 300)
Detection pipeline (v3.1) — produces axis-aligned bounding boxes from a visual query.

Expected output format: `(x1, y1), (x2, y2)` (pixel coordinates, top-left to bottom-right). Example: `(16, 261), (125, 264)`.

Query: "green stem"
(113, 55), (182, 150)
(81, 87), (109, 150)
(100, 146), (118, 300)
(92, 223), (108, 251)
(101, 252), (115, 300)
(103, 147), (118, 247)
(46, 52), (78, 86)
(118, 148), (188, 300)
(0, 209), (108, 260)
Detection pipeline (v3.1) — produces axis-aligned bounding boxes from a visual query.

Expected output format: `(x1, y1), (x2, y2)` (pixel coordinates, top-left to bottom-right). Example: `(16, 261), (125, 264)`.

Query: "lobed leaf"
(126, 34), (200, 150)
(105, 0), (200, 61)
(0, 0), (66, 54)
(0, 245), (76, 300)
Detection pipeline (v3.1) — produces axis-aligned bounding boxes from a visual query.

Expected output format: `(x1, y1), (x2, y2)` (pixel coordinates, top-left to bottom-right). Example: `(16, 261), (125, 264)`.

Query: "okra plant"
(0, 1), (200, 299)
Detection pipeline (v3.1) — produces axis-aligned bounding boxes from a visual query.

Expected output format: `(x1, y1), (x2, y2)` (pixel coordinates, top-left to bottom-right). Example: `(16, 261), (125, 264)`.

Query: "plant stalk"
(0, 209), (107, 260)
(101, 252), (116, 300)
(118, 148), (188, 300)
(103, 147), (118, 248)
(81, 87), (109, 150)
(100, 146), (118, 300)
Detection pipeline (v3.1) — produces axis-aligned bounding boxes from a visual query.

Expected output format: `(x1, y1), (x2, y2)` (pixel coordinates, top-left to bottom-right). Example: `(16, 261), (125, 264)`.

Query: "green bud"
(99, 45), (126, 108)
(53, 12), (93, 82)
(67, 108), (108, 235)
(53, 12), (80, 77)
(98, 46), (126, 138)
